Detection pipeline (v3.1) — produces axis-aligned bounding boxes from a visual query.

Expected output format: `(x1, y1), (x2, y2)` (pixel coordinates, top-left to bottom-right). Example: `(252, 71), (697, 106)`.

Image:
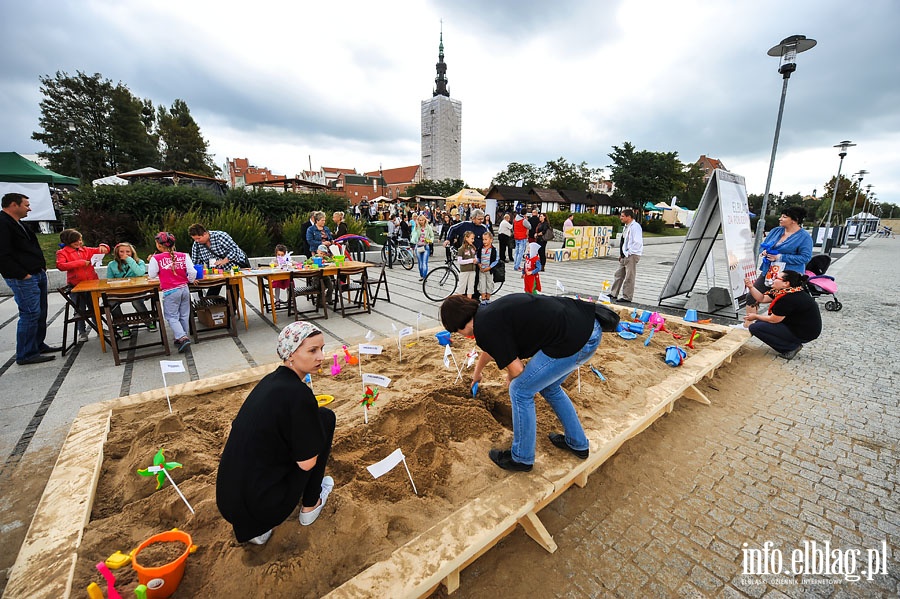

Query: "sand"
(71, 318), (722, 598)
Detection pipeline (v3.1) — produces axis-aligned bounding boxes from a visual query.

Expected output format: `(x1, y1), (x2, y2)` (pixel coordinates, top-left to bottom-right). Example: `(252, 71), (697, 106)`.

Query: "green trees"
(157, 99), (218, 176)
(607, 142), (686, 208)
(31, 71), (216, 182)
(491, 162), (545, 187)
(491, 159), (601, 191)
(404, 178), (468, 197)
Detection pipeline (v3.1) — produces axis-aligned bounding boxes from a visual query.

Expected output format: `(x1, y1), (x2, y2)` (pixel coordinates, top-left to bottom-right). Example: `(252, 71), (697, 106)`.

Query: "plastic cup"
(193, 265), (204, 279)
(684, 309), (698, 322)
(131, 530), (193, 599)
(435, 331), (451, 346)
(313, 257), (323, 267)
(639, 310), (652, 323)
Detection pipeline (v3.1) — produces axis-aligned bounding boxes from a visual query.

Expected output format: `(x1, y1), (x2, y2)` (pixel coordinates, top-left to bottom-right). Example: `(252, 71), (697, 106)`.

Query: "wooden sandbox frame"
(6, 318), (749, 599)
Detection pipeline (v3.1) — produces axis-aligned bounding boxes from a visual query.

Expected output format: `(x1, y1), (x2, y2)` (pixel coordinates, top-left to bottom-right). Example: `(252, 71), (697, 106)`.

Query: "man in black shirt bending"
(441, 293), (603, 471)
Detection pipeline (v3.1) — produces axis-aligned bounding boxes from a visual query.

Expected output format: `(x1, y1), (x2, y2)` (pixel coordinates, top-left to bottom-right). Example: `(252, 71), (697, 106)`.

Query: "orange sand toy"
(131, 530), (195, 599)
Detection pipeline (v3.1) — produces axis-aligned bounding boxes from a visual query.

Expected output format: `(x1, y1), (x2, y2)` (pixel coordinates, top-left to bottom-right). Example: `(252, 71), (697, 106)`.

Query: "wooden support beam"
(681, 384), (711, 405)
(518, 511), (557, 553)
(574, 471), (589, 488)
(443, 569), (460, 594)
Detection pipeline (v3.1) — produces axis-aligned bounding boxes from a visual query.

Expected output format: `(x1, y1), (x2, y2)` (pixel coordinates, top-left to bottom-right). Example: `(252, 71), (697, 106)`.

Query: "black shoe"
(488, 448), (532, 472)
(39, 345), (62, 354)
(778, 345), (802, 360)
(618, 298), (631, 304)
(548, 433), (589, 459)
(17, 354), (56, 365)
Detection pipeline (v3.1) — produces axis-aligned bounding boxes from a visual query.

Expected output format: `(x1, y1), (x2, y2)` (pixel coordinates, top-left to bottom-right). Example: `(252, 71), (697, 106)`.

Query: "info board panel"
(548, 225), (612, 262)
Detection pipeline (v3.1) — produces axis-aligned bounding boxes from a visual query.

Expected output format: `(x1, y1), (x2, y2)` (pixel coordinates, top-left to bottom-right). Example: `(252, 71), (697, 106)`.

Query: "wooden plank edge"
(5, 409), (111, 599)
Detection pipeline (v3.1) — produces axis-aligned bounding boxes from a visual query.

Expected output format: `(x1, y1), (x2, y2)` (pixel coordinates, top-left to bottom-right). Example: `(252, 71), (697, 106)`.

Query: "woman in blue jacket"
(748, 206), (813, 306)
(305, 211), (333, 256)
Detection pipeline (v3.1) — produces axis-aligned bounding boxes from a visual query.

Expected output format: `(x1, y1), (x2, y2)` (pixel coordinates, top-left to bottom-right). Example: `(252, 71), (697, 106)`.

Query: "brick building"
(362, 165), (423, 199)
(226, 157), (283, 188)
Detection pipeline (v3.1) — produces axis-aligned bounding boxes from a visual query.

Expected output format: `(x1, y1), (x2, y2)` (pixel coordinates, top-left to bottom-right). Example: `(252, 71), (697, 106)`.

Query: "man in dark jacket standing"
(0, 193), (59, 364)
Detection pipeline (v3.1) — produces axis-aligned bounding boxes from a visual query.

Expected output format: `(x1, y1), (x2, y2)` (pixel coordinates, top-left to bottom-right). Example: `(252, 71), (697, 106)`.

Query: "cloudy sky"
(2, 0), (898, 206)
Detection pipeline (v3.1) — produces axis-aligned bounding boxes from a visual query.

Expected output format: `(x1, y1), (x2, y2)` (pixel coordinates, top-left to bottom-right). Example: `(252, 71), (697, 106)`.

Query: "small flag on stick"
(366, 448), (418, 495)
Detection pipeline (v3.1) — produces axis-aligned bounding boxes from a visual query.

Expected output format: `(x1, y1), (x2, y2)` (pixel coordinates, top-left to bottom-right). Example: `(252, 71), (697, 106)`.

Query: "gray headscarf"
(276, 321), (322, 360)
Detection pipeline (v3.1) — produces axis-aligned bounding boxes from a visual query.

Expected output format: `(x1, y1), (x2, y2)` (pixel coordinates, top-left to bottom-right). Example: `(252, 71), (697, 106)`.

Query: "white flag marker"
(366, 448), (418, 495)
(398, 326), (413, 360)
(556, 279), (566, 293)
(159, 360), (185, 413)
(416, 312), (422, 339)
(362, 373), (391, 387)
(365, 330), (375, 342)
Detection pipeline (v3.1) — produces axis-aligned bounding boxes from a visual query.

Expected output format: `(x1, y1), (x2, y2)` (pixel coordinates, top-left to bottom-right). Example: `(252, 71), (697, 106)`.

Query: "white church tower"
(421, 28), (461, 182)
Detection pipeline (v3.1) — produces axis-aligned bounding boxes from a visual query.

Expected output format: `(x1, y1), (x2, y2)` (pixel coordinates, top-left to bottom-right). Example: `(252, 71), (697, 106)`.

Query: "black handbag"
(594, 303), (620, 332)
(491, 260), (506, 283)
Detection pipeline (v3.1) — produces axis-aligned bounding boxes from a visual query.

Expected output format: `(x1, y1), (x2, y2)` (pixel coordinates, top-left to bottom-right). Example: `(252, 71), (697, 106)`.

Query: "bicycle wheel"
(381, 244), (394, 265)
(423, 266), (459, 301)
(399, 248), (414, 270)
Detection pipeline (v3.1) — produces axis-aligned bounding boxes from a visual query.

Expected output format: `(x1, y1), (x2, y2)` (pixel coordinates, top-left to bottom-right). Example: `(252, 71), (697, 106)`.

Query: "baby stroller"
(804, 254), (842, 311)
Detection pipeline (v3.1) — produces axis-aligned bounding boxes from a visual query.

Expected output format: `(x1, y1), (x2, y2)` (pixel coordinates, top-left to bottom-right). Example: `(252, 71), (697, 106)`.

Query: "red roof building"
(226, 157), (284, 188)
(696, 155), (727, 183)
(362, 165), (423, 199)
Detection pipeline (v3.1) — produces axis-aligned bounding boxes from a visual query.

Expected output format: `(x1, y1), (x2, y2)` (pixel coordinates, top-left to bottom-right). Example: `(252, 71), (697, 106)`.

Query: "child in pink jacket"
(148, 232), (196, 353)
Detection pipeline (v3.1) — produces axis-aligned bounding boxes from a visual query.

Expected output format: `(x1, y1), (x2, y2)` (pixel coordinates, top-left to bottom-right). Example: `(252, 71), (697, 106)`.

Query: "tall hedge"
(71, 183), (352, 249)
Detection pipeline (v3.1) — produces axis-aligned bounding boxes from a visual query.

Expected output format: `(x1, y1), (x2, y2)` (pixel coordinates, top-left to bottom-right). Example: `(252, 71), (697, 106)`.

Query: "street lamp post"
(66, 120), (84, 181)
(843, 169), (868, 247)
(856, 183), (874, 240)
(753, 35), (817, 255)
(823, 141), (855, 255)
(859, 185), (873, 239)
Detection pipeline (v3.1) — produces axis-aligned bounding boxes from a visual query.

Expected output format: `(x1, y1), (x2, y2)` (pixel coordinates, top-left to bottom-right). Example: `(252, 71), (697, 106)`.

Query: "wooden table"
(247, 261), (373, 324)
(72, 274), (249, 352)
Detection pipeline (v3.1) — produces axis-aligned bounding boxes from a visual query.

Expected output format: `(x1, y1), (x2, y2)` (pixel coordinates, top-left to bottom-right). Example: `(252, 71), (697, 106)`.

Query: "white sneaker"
(299, 475), (334, 526)
(78, 331), (90, 342)
(247, 529), (272, 545)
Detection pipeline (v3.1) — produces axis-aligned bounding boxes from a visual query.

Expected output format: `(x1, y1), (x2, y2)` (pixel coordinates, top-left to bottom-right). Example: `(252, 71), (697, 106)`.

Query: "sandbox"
(6, 311), (748, 598)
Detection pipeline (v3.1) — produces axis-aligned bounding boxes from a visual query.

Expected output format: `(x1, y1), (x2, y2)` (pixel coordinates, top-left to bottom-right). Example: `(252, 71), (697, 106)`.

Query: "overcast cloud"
(2, 0), (898, 204)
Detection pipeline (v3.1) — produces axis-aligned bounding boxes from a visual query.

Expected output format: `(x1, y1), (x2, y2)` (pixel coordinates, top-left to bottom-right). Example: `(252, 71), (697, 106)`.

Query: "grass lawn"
(644, 227), (689, 238)
(38, 234), (153, 269)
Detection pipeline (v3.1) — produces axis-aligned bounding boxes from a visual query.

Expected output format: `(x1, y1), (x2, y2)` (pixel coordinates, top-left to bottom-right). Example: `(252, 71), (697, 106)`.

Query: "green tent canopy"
(0, 152), (80, 185)
(643, 201), (664, 211)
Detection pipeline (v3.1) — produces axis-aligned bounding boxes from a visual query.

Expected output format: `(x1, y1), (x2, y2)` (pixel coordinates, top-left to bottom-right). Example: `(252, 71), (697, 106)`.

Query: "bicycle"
(381, 234), (414, 270)
(422, 246), (504, 301)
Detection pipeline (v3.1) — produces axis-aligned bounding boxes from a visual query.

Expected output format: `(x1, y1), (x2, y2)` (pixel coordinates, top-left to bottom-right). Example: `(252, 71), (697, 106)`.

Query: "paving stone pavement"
(446, 236), (899, 598)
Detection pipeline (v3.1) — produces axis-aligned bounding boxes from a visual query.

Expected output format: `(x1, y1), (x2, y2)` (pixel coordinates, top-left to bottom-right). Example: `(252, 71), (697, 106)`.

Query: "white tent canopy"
(93, 167), (161, 187)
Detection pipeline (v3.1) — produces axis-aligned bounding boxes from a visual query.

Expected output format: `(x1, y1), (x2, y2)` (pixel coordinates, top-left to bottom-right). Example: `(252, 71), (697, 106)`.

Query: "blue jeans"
(508, 321), (602, 464)
(513, 238), (527, 271)
(162, 286), (191, 339)
(416, 245), (430, 278)
(5, 272), (49, 361)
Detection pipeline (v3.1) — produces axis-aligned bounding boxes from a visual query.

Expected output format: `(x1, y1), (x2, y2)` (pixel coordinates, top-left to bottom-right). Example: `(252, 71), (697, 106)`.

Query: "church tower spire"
(433, 25), (449, 97)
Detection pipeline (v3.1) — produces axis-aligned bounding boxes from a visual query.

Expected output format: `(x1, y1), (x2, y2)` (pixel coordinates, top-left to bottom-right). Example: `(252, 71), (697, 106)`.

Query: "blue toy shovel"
(471, 381), (479, 397)
(643, 328), (656, 346)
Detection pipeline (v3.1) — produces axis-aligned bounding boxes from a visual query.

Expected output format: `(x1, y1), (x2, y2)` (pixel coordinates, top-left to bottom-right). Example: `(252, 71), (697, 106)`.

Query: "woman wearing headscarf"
(216, 322), (336, 545)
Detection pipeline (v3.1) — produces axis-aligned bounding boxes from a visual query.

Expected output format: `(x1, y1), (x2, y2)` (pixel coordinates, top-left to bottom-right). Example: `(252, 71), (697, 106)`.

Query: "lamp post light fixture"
(823, 140), (855, 255)
(843, 169), (868, 247)
(753, 34), (817, 255)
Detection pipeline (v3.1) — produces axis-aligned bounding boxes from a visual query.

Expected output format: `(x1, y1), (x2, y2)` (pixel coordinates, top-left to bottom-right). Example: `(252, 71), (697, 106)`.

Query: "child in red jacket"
(56, 229), (109, 342)
(523, 241), (542, 294)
